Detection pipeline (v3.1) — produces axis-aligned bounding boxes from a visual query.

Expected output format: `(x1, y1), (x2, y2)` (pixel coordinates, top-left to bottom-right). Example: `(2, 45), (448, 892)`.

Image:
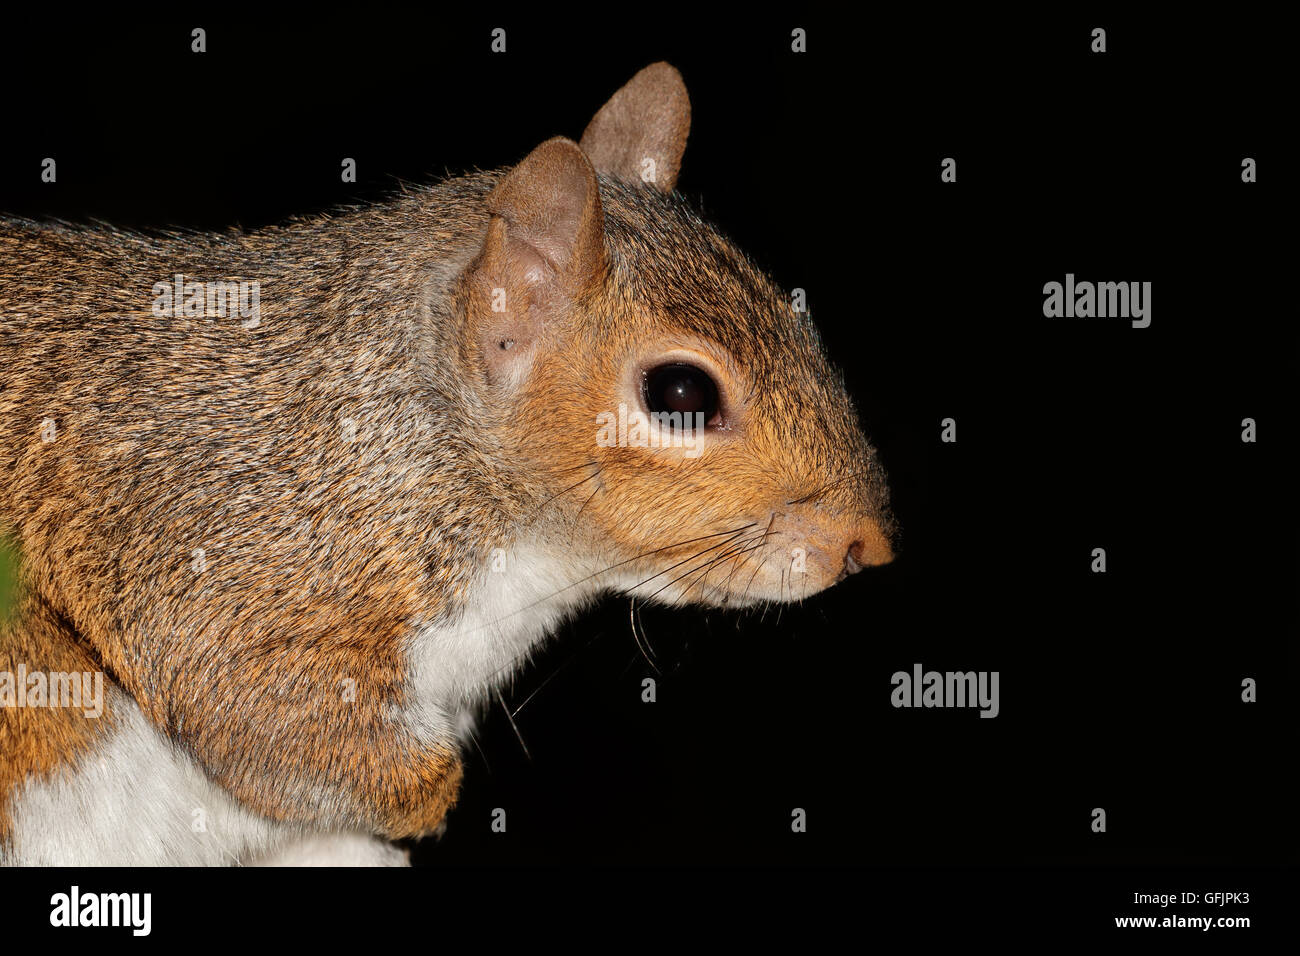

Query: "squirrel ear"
(580, 62), (691, 192)
(468, 137), (605, 388)
(484, 136), (605, 285)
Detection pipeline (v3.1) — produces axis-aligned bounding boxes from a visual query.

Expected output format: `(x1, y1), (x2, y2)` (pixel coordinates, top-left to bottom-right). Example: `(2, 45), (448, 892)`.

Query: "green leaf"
(0, 537), (18, 620)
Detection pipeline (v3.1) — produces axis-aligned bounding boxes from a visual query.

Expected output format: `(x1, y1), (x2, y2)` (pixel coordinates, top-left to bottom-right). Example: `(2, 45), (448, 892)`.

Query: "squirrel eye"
(643, 363), (721, 425)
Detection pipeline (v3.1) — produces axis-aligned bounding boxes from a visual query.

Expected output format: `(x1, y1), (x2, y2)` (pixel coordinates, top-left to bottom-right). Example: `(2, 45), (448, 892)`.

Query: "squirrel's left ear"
(464, 137), (606, 389)
(580, 62), (691, 192)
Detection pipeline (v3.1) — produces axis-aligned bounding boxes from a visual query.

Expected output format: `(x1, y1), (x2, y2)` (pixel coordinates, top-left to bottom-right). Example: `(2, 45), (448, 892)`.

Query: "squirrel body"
(0, 65), (894, 865)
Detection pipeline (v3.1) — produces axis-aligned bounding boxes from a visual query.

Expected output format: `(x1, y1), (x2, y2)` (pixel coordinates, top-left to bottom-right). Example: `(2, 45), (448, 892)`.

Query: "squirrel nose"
(844, 527), (894, 575)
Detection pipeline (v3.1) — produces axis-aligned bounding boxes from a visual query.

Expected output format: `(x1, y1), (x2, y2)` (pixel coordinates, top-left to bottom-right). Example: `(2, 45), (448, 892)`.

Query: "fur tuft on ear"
(580, 62), (691, 192)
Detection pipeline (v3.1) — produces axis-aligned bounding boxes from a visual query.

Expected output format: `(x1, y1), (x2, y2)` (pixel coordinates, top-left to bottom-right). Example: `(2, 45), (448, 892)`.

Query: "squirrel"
(0, 63), (895, 865)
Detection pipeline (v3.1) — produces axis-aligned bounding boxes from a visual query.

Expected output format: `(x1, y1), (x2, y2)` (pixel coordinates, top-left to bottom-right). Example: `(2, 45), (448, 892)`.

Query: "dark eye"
(643, 363), (721, 425)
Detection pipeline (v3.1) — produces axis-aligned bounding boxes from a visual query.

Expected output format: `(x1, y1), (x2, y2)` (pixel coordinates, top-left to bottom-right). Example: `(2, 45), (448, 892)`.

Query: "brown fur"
(0, 64), (893, 847)
(0, 587), (117, 844)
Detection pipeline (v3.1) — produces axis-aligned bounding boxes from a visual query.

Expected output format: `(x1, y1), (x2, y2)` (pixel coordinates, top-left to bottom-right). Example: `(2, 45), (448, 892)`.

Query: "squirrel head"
(456, 64), (895, 608)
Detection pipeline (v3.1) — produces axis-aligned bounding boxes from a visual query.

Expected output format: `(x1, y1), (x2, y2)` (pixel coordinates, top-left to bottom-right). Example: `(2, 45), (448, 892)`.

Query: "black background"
(1, 9), (1292, 880)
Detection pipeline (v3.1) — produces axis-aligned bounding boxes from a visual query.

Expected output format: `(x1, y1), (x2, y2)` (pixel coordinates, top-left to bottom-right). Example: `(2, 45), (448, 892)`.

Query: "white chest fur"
(403, 537), (605, 743)
(1, 693), (302, 866)
(2, 539), (604, 866)
(1, 698), (433, 866)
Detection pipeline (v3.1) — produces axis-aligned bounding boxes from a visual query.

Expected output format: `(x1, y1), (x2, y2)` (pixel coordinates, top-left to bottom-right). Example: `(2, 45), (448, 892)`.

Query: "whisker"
(465, 525), (757, 636)
(462, 720), (492, 774)
(786, 469), (867, 506)
(654, 531), (768, 601)
(495, 687), (532, 762)
(527, 466), (602, 518)
(510, 632), (597, 719)
(619, 527), (757, 598)
(742, 551), (772, 605)
(572, 485), (602, 524)
(647, 538), (770, 605)
(549, 460), (602, 475)
(618, 651), (642, 678)
(462, 528), (762, 695)
(628, 600), (660, 674)
(679, 531), (771, 602)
